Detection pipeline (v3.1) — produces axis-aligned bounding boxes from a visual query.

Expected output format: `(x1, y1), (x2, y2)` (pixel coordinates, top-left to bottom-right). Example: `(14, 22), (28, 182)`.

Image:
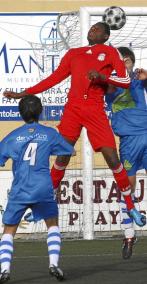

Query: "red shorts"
(57, 100), (116, 151)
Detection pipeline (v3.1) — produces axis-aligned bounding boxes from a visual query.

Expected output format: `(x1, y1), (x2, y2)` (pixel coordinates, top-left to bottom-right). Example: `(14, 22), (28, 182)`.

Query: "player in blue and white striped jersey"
(105, 47), (147, 260)
(0, 95), (75, 283)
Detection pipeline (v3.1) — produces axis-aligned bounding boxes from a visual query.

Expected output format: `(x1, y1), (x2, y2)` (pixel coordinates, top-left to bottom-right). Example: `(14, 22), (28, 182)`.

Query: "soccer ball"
(102, 6), (126, 30)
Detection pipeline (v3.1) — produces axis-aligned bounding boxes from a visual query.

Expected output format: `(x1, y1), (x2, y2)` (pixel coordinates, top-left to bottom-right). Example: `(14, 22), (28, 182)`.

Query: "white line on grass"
(13, 253), (147, 259)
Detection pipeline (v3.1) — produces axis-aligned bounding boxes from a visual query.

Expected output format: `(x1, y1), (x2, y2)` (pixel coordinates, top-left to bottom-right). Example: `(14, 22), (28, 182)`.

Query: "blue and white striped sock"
(47, 226), (61, 267)
(120, 195), (135, 238)
(0, 234), (13, 273)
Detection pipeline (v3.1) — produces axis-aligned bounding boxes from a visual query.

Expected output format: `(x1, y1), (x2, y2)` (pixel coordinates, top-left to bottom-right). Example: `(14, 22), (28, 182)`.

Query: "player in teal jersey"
(105, 47), (147, 260)
(0, 96), (75, 283)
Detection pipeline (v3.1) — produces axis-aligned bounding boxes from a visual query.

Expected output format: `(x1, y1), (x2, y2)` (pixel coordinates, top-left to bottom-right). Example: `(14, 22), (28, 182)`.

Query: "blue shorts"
(120, 134), (147, 176)
(3, 201), (58, 225)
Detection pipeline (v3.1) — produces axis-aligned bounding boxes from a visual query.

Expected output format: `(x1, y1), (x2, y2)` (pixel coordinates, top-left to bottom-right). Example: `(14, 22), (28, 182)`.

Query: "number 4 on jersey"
(23, 143), (38, 166)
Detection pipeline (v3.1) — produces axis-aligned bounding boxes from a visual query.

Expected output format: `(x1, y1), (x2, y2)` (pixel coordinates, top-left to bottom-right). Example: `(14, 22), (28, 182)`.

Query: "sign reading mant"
(0, 13), (70, 121)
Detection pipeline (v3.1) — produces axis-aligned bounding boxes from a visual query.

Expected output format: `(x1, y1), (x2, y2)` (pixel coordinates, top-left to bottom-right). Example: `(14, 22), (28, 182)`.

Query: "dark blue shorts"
(3, 201), (58, 225)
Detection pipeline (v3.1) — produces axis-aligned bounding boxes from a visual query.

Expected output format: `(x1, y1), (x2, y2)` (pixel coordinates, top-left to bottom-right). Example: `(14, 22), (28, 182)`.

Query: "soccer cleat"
(122, 237), (137, 259)
(49, 265), (64, 281)
(129, 208), (146, 227)
(0, 271), (10, 284)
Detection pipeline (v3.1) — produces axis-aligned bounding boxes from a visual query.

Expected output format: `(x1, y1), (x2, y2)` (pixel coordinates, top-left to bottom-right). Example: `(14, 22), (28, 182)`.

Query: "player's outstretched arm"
(3, 90), (28, 99)
(3, 50), (71, 99)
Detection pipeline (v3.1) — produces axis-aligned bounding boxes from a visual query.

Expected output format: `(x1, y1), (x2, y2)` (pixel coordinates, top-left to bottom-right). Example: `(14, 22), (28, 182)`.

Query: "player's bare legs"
(100, 146), (120, 168)
(3, 224), (18, 236)
(0, 224), (18, 283)
(44, 217), (64, 281)
(101, 146), (133, 198)
(0, 217), (64, 283)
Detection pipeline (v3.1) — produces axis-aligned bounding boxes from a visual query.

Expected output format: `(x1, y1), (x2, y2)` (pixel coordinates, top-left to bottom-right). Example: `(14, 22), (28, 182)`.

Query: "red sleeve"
(105, 48), (130, 88)
(26, 50), (71, 95)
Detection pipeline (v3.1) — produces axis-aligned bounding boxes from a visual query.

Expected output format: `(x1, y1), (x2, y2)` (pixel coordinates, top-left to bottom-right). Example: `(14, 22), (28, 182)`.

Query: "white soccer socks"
(0, 234), (13, 273)
(119, 195), (135, 238)
(47, 226), (61, 268)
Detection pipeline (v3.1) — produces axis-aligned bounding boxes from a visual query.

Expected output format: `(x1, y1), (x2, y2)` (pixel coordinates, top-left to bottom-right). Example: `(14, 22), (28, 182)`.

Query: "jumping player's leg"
(51, 102), (82, 190)
(83, 105), (133, 207)
(101, 147), (134, 207)
(100, 147), (133, 208)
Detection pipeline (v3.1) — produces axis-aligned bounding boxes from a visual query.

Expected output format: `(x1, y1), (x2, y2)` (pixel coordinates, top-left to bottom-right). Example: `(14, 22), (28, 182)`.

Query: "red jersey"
(26, 44), (130, 105)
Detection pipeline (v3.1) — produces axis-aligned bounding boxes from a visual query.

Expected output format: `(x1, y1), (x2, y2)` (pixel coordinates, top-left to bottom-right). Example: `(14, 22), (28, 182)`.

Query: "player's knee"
(106, 156), (120, 169)
(45, 217), (58, 228)
(101, 147), (120, 169)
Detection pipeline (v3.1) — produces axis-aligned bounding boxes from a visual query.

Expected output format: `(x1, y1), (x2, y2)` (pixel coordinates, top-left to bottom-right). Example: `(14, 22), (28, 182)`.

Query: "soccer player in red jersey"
(3, 22), (146, 226)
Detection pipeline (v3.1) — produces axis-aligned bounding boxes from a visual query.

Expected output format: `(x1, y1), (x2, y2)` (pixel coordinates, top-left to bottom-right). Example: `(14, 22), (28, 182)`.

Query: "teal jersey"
(105, 79), (147, 136)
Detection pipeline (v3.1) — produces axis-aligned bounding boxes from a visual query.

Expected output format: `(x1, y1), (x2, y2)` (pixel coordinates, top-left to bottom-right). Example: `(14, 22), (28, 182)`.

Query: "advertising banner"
(0, 13), (69, 121)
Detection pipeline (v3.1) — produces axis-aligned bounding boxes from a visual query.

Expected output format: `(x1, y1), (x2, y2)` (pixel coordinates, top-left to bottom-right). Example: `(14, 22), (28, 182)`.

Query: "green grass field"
(8, 238), (147, 284)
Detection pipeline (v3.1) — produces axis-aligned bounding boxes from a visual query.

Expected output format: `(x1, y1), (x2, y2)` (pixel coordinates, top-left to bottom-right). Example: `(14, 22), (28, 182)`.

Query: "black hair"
(117, 46), (135, 64)
(19, 95), (42, 123)
(96, 22), (110, 36)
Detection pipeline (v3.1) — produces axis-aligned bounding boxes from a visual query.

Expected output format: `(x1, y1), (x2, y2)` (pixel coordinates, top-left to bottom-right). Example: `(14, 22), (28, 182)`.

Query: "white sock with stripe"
(120, 195), (135, 238)
(0, 234), (13, 273)
(47, 226), (61, 268)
